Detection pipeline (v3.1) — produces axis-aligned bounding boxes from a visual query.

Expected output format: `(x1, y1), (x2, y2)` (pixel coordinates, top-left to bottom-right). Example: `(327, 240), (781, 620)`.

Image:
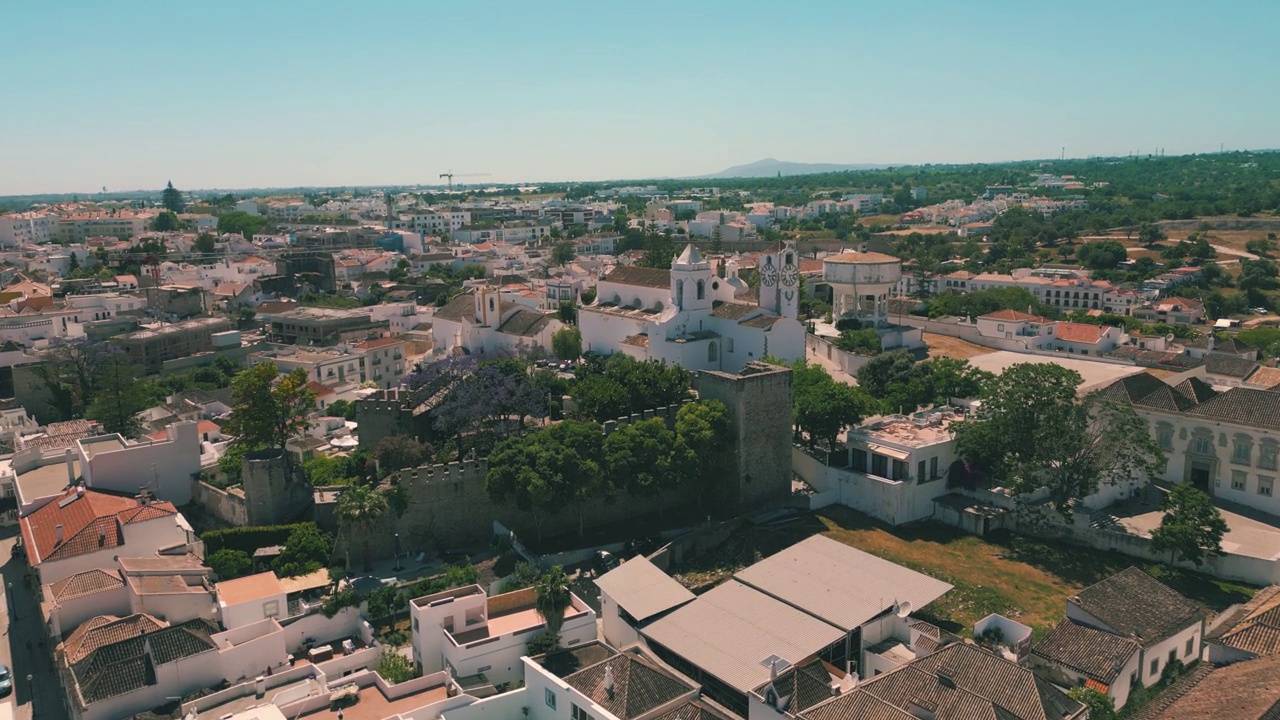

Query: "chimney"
(55, 524), (64, 544)
(254, 675), (266, 698)
(604, 665), (615, 699)
(98, 527), (107, 546)
(65, 448), (76, 483)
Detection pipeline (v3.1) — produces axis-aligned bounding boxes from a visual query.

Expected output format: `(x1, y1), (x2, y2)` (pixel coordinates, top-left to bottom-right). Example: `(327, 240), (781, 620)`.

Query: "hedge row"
(201, 522), (316, 554)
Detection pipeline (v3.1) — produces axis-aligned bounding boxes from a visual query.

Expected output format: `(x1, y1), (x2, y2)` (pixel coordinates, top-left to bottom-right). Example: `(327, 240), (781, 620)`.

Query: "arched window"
(675, 280), (684, 308)
(696, 280), (705, 300)
(708, 341), (718, 362)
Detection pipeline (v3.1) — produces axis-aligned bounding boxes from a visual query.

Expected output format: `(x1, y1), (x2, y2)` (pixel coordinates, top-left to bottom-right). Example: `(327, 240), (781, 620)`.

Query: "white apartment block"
(391, 210), (472, 236)
(56, 212), (154, 242)
(0, 212), (59, 247)
(453, 223), (553, 244)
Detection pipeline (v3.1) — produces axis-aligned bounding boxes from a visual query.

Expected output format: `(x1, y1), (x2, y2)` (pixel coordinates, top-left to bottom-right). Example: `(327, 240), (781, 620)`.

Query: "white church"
(578, 243), (805, 372)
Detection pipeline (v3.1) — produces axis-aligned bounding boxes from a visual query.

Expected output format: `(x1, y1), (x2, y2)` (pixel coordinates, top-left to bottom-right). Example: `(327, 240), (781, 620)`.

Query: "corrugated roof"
(594, 557), (695, 622)
(641, 580), (845, 693)
(734, 535), (953, 632)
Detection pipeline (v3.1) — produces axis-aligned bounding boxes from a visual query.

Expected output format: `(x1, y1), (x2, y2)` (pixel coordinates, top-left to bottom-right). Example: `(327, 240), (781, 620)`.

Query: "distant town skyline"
(4, 0), (1278, 195)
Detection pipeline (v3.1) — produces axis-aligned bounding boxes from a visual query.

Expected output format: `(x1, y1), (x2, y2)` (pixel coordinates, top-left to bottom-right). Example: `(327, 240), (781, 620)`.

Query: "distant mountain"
(700, 158), (890, 179)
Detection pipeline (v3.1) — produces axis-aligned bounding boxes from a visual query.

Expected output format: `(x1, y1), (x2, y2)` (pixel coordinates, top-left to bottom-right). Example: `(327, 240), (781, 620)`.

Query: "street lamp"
(7, 582), (14, 620)
(393, 533), (403, 572)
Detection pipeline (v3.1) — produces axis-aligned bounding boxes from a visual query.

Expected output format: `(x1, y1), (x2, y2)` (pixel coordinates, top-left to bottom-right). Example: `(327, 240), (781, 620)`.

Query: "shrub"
(377, 651), (418, 684)
(202, 523), (315, 555)
(207, 548), (252, 580)
(525, 631), (561, 656)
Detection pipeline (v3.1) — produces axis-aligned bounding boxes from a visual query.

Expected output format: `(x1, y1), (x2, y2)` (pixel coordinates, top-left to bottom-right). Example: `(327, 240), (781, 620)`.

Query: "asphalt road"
(0, 530), (69, 720)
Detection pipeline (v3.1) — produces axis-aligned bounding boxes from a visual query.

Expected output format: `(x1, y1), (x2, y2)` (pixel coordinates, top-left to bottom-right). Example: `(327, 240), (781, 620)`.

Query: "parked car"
(0, 664), (12, 696)
(1254, 308), (1269, 315)
(594, 550), (619, 574)
(625, 536), (662, 558)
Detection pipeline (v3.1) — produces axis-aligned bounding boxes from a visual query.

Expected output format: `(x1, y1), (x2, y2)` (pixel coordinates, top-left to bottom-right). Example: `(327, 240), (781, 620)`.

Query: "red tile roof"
(982, 309), (1050, 323)
(63, 613), (166, 664)
(306, 380), (336, 397)
(1054, 322), (1110, 344)
(20, 488), (178, 565)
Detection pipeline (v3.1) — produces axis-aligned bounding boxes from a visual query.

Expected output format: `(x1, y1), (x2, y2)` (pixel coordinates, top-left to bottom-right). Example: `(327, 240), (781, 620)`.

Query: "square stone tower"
(695, 362), (793, 512)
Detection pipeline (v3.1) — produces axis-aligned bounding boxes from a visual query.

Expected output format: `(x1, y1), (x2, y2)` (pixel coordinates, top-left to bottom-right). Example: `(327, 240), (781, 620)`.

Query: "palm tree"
(336, 484), (388, 572)
(534, 565), (572, 640)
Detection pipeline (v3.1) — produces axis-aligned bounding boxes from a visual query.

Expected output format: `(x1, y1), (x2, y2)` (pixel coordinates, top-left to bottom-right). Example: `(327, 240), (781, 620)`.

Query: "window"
(726, 337), (734, 353)
(572, 704), (594, 720)
(871, 454), (888, 478)
(1168, 648), (1177, 665)
(1232, 471), (1247, 491)
(545, 689), (557, 710)
(1261, 444), (1279, 471)
(1193, 434), (1213, 455)
(1150, 658), (1159, 676)
(1186, 637), (1195, 656)
(708, 342), (718, 362)
(1157, 425), (1174, 452)
(1130, 670), (1139, 689)
(918, 460), (926, 482)
(1233, 438), (1253, 465)
(1260, 476), (1274, 497)
(851, 448), (867, 472)
(930, 456), (938, 479)
(696, 280), (705, 300)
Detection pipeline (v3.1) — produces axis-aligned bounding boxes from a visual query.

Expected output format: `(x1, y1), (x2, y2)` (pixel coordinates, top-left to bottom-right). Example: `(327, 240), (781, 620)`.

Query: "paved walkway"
(1113, 486), (1280, 561)
(0, 532), (69, 720)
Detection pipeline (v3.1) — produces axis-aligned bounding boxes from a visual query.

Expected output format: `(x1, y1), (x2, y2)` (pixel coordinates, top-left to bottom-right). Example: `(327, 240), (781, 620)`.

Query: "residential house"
(1030, 567), (1205, 709)
(410, 584), (597, 686)
(43, 553), (214, 638)
(215, 571), (288, 629)
(354, 336), (407, 389)
(1132, 296), (1207, 325)
(431, 290), (564, 357)
(1205, 585), (1280, 664)
(19, 487), (198, 584)
(791, 643), (1085, 720)
(1126, 653), (1280, 720)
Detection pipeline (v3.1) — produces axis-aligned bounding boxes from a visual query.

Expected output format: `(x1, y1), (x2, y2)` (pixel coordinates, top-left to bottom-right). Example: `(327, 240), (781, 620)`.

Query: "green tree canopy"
(208, 548), (252, 580)
(151, 210), (182, 232)
(605, 417), (676, 502)
(551, 240), (577, 266)
(673, 399), (733, 510)
(552, 326), (583, 360)
(161, 181), (185, 213)
(486, 419), (608, 538)
(534, 565), (573, 639)
(954, 364), (1166, 518)
(1149, 484), (1228, 566)
(789, 359), (872, 450)
(336, 484), (389, 571)
(223, 364), (317, 461)
(194, 232), (217, 254)
(84, 345), (149, 437)
(272, 523), (334, 577)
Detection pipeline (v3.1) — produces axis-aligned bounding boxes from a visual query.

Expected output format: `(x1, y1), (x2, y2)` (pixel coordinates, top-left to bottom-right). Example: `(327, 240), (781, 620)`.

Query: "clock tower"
(759, 241), (799, 320)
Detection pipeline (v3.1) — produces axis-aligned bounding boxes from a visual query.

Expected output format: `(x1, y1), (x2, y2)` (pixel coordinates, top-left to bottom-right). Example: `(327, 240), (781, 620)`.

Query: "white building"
(1095, 372), (1280, 515)
(43, 553), (215, 638)
(594, 556), (695, 650)
(354, 336), (407, 388)
(410, 584), (596, 686)
(19, 486), (198, 585)
(1030, 567), (1205, 710)
(578, 244), (804, 372)
(431, 290), (564, 357)
(818, 251), (902, 326)
(215, 571), (288, 629)
(0, 211), (59, 247)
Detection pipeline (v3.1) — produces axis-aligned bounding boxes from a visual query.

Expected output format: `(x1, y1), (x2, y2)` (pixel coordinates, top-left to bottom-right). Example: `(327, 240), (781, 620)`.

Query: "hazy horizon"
(4, 0), (1278, 195)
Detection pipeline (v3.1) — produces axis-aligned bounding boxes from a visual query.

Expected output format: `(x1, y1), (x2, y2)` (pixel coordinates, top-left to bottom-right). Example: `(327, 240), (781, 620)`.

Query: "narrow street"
(0, 531), (69, 720)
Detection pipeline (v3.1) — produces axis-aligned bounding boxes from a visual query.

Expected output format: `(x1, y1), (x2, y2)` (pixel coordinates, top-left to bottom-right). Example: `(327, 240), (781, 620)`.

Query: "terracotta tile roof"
(20, 489), (177, 565)
(215, 571), (284, 605)
(604, 265), (671, 289)
(710, 301), (757, 320)
(740, 314), (780, 329)
(70, 618), (219, 705)
(306, 380), (336, 398)
(1053, 321), (1109, 344)
(1185, 388), (1280, 431)
(1204, 352), (1259, 378)
(824, 251), (900, 264)
(1031, 618), (1140, 684)
(63, 613), (165, 664)
(621, 334), (649, 348)
(752, 659), (838, 715)
(1069, 567), (1204, 645)
(982, 309), (1050, 323)
(1247, 366), (1280, 390)
(433, 293), (477, 322)
(804, 644), (1082, 720)
(1209, 586), (1280, 657)
(497, 308), (553, 337)
(48, 568), (125, 602)
(1130, 655), (1280, 720)
(800, 692), (915, 720)
(565, 653), (694, 720)
(646, 700), (739, 720)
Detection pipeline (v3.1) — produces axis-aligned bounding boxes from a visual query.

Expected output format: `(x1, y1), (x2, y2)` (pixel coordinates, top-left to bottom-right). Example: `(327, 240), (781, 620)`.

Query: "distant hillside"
(701, 158), (890, 179)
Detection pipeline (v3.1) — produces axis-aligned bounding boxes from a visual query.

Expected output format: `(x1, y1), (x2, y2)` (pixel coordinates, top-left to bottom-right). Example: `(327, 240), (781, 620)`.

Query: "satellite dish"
(895, 601), (913, 618)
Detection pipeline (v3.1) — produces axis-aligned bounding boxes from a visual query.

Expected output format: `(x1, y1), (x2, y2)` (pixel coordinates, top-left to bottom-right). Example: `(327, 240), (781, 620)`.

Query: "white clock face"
(781, 265), (798, 286)
(762, 267), (778, 286)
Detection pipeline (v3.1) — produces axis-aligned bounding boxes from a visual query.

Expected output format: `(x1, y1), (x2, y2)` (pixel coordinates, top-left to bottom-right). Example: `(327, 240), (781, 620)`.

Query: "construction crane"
(438, 172), (491, 191)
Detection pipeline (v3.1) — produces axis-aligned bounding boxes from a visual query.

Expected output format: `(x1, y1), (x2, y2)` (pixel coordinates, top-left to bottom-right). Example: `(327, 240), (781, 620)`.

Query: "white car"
(1255, 308), (1270, 315)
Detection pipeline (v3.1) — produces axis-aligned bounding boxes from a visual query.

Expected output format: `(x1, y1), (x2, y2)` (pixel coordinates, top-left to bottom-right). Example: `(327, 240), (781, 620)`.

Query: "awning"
(866, 443), (910, 461)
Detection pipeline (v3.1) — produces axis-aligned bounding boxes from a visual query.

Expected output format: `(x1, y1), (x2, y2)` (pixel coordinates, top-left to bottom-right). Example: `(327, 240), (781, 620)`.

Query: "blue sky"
(2, 1), (1277, 194)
